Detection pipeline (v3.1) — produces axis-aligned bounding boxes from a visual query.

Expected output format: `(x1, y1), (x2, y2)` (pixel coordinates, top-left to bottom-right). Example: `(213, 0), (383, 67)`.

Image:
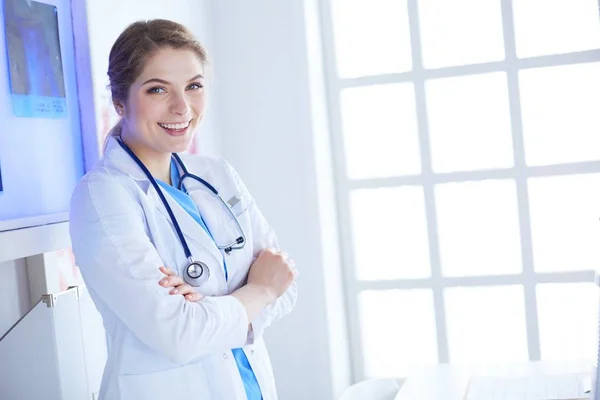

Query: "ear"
(113, 101), (125, 116)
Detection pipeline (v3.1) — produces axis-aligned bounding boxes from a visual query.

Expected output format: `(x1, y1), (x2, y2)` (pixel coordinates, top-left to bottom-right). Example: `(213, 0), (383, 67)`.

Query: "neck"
(120, 134), (172, 184)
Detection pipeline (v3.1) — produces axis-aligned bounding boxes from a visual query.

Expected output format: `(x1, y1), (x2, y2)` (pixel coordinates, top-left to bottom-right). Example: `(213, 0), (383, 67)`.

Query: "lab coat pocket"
(228, 193), (249, 217)
(117, 363), (207, 399)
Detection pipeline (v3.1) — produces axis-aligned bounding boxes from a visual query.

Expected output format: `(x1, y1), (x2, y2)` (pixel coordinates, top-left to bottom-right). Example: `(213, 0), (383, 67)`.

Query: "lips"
(157, 120), (191, 130)
(157, 119), (193, 137)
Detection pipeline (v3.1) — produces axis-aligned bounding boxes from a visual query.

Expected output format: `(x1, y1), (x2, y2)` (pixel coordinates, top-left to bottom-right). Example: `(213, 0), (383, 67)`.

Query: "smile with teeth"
(158, 120), (191, 130)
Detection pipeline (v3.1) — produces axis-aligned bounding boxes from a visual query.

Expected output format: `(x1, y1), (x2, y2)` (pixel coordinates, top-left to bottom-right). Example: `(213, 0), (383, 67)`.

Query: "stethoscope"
(116, 138), (246, 287)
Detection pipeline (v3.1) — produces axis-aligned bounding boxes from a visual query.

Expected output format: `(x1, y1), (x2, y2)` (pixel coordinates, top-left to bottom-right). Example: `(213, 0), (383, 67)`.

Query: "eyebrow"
(142, 74), (204, 86)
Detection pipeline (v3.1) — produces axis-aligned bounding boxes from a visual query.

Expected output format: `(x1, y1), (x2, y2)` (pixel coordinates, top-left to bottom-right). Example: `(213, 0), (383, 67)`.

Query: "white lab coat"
(69, 137), (297, 400)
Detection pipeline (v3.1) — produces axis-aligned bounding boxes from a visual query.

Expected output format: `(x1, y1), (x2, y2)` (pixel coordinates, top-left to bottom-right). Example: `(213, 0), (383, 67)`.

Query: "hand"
(158, 266), (204, 302)
(247, 249), (297, 302)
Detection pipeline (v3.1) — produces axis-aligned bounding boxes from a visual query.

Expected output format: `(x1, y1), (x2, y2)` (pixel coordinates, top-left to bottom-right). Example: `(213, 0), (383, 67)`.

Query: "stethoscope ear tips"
(224, 238), (245, 255)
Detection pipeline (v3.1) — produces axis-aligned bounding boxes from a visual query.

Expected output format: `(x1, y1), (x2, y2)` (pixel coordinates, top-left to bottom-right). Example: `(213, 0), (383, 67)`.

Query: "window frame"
(319, 0), (600, 382)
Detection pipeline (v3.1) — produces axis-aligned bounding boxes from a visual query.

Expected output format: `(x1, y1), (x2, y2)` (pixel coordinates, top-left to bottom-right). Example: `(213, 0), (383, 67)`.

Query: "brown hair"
(103, 19), (208, 148)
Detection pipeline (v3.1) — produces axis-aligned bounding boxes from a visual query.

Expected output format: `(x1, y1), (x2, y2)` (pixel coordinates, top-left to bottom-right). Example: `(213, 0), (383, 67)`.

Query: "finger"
(159, 266), (177, 276)
(169, 284), (195, 296)
(159, 274), (185, 287)
(184, 292), (204, 302)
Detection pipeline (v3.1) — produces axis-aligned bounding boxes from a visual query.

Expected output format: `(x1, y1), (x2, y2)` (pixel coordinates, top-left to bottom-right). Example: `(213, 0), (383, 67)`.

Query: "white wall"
(211, 1), (351, 399)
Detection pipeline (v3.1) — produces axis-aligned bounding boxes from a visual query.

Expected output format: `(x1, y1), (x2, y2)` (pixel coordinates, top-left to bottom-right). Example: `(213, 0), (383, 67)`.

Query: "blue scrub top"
(156, 158), (262, 400)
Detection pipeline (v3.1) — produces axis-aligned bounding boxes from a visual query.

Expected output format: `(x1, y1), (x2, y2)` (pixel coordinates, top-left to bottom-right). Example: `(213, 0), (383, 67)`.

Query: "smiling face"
(117, 46), (205, 159)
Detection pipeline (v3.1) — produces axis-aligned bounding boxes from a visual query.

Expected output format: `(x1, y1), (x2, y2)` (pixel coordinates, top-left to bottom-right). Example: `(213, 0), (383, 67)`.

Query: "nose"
(169, 92), (190, 116)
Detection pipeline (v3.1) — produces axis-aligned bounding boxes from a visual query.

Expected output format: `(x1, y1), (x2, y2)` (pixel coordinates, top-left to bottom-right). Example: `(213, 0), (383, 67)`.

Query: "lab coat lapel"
(179, 176), (237, 249)
(146, 184), (224, 268)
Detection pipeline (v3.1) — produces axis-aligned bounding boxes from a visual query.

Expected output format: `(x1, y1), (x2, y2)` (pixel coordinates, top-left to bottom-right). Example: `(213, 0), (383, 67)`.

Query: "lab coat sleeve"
(69, 172), (249, 365)
(224, 161), (298, 344)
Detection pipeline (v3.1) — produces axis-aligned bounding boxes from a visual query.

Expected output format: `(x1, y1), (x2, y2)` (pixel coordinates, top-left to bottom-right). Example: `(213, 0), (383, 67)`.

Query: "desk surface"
(395, 359), (593, 400)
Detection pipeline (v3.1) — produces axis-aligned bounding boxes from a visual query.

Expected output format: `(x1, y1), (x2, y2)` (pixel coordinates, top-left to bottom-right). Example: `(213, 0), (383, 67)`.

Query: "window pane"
(436, 180), (522, 277)
(537, 283), (599, 361)
(340, 84), (421, 179)
(445, 286), (529, 364)
(520, 63), (600, 166)
(330, 0), (412, 78)
(513, 0), (600, 58)
(359, 289), (438, 378)
(426, 72), (514, 173)
(350, 187), (431, 280)
(528, 174), (600, 273)
(418, 0), (505, 69)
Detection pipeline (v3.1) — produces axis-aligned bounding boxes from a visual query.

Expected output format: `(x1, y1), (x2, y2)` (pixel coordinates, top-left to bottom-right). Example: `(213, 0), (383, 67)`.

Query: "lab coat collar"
(103, 136), (225, 271)
(104, 136), (149, 182)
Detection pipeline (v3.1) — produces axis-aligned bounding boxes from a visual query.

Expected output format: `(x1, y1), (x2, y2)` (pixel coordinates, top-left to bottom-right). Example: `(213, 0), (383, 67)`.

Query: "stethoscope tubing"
(117, 139), (195, 260)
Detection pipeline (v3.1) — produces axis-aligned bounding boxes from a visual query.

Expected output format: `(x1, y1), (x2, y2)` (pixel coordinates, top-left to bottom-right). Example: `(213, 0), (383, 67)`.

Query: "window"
(321, 0), (600, 381)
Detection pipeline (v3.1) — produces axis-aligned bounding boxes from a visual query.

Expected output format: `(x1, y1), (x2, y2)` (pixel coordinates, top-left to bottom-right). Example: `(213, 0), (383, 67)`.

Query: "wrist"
(246, 282), (277, 305)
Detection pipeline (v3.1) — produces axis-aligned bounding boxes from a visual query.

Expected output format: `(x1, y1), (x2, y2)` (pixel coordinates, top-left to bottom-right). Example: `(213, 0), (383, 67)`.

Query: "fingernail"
(170, 289), (178, 294)
(160, 279), (168, 285)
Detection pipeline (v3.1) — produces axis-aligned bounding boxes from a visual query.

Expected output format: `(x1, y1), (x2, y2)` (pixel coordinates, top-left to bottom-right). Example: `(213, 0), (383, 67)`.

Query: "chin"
(166, 138), (193, 153)
(174, 132), (197, 152)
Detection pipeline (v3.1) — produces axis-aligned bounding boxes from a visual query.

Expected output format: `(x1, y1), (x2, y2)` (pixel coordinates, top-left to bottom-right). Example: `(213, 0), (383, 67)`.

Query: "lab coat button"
(250, 349), (255, 355)
(223, 353), (228, 360)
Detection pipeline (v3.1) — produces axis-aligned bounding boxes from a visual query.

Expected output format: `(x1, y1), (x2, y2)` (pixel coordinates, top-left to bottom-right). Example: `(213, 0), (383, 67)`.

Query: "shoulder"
(73, 162), (136, 198)
(70, 162), (142, 218)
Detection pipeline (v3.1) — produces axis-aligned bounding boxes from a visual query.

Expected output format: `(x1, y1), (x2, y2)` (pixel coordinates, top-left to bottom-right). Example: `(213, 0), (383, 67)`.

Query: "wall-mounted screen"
(0, 0), (86, 232)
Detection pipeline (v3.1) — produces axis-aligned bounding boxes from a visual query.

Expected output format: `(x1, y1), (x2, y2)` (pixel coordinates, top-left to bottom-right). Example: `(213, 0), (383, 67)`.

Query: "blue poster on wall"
(3, 0), (67, 118)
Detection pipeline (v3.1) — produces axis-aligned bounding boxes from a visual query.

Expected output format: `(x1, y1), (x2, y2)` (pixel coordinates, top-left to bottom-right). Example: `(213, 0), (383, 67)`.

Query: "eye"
(147, 86), (166, 94)
(187, 82), (204, 90)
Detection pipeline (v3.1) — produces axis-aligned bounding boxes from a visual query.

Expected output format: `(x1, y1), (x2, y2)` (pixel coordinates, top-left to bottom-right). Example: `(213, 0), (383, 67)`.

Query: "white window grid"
(318, 0), (600, 382)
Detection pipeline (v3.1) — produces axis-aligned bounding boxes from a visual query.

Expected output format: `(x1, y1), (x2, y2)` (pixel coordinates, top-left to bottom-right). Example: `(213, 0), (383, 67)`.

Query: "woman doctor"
(69, 19), (297, 400)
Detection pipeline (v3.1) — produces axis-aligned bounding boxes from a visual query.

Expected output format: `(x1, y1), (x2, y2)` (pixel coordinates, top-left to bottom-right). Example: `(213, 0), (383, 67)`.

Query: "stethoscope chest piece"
(185, 261), (210, 287)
